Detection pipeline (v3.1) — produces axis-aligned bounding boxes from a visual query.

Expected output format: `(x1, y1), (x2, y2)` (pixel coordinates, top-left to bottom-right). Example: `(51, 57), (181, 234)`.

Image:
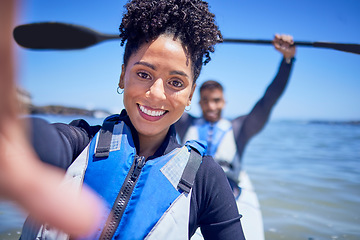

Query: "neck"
(137, 131), (167, 160)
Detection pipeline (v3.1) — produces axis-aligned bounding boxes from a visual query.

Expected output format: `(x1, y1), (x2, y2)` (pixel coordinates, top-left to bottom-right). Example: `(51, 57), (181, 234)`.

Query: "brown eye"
(169, 79), (184, 88)
(137, 71), (151, 80)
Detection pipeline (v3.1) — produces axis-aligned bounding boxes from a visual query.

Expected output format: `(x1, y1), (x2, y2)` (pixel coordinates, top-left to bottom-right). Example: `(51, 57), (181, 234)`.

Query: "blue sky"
(15, 0), (360, 121)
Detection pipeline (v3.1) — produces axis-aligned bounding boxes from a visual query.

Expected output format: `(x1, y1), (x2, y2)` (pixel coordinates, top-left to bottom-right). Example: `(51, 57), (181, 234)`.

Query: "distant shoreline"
(308, 120), (360, 125)
(28, 104), (111, 118)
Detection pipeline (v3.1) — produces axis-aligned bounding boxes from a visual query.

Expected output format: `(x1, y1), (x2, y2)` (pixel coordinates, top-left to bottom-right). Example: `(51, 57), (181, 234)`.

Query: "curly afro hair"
(119, 0), (223, 82)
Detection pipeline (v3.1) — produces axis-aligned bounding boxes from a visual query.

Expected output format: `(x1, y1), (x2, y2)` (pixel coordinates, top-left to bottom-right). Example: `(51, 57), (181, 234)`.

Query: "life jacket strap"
(95, 120), (116, 158)
(177, 147), (202, 193)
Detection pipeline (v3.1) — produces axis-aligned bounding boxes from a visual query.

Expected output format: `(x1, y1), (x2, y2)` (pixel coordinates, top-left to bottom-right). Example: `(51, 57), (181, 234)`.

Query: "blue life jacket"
(182, 117), (242, 183)
(26, 115), (206, 240)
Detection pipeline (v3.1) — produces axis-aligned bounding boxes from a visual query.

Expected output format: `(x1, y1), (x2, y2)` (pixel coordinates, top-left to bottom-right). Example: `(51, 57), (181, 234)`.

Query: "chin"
(205, 116), (219, 123)
(136, 122), (166, 137)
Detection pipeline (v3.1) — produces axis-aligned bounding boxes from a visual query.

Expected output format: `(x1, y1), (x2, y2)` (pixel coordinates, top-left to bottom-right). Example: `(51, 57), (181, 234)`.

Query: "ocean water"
(0, 115), (359, 240)
(244, 120), (360, 240)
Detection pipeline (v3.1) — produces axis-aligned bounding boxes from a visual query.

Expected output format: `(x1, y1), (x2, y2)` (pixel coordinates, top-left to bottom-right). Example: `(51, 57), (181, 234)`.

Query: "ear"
(118, 64), (125, 89)
(188, 83), (196, 106)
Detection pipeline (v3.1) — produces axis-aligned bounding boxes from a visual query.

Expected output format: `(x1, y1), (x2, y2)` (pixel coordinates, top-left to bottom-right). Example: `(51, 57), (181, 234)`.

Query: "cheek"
(215, 104), (223, 111)
(123, 70), (139, 87)
(172, 91), (191, 108)
(124, 77), (145, 96)
(123, 75), (134, 89)
(199, 102), (206, 110)
(219, 101), (226, 109)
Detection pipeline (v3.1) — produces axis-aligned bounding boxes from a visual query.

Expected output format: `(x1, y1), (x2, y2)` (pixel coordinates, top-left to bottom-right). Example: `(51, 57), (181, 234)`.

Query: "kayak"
(191, 171), (265, 240)
(236, 171), (265, 240)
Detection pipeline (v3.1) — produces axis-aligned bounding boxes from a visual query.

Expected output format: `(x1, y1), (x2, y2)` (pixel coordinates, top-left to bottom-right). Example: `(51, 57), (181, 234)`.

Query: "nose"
(147, 78), (166, 100)
(207, 101), (217, 110)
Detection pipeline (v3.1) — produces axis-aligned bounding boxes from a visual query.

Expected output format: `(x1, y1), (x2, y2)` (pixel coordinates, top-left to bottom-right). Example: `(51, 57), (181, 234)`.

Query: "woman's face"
(119, 35), (195, 140)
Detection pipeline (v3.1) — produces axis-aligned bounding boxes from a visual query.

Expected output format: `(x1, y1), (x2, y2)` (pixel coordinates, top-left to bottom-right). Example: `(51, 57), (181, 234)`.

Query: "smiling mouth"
(205, 111), (218, 117)
(139, 104), (167, 117)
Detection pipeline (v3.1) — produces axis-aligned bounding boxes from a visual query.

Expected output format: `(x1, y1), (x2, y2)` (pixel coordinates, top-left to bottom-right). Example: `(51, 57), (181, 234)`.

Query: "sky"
(14, 0), (360, 121)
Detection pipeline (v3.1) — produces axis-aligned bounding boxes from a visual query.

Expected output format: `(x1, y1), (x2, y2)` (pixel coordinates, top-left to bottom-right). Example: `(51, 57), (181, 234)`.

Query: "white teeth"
(139, 105), (166, 117)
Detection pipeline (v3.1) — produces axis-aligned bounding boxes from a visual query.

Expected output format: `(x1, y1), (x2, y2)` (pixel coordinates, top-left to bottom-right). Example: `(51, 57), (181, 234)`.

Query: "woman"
(20, 0), (245, 239)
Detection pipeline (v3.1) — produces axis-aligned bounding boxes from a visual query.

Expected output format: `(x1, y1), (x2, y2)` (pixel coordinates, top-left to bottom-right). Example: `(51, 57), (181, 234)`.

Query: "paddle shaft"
(223, 38), (360, 54)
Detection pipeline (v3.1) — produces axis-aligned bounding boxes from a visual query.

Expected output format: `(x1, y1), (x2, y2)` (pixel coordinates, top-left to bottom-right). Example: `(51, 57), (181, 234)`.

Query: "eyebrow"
(170, 70), (189, 78)
(134, 61), (156, 70)
(134, 61), (189, 78)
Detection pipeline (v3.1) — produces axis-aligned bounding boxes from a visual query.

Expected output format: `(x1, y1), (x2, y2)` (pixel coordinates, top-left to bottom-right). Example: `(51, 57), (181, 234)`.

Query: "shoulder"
(28, 117), (100, 169)
(68, 119), (101, 137)
(195, 155), (230, 191)
(53, 119), (100, 160)
(193, 155), (230, 198)
(199, 155), (224, 175)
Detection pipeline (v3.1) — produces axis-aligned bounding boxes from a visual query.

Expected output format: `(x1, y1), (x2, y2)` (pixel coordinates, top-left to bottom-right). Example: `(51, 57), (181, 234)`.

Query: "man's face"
(199, 88), (225, 123)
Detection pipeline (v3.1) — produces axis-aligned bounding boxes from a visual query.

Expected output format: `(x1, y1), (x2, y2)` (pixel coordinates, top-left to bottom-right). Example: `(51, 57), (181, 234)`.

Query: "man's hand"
(273, 34), (296, 59)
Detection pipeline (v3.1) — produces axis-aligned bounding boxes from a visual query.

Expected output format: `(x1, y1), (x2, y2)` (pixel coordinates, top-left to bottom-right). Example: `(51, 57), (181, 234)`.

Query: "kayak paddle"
(13, 22), (360, 54)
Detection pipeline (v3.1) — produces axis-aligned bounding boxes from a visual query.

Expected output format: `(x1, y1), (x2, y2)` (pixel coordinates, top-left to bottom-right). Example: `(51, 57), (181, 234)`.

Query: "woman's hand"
(0, 0), (103, 237)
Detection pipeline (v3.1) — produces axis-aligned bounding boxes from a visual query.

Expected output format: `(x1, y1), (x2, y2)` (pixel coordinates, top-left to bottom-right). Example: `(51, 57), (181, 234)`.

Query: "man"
(175, 34), (296, 195)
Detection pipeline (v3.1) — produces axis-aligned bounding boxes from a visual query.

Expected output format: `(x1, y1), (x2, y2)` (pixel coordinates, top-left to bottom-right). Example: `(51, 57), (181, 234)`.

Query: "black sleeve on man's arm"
(235, 58), (294, 144)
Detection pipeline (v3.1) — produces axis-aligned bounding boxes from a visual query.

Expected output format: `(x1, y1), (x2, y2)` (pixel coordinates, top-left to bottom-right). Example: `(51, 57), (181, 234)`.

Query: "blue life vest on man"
(27, 115), (206, 240)
(181, 117), (241, 183)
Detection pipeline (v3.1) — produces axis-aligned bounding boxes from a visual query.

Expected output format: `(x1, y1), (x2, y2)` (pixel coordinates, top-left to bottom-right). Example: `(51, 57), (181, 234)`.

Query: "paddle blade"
(313, 42), (360, 55)
(13, 22), (101, 50)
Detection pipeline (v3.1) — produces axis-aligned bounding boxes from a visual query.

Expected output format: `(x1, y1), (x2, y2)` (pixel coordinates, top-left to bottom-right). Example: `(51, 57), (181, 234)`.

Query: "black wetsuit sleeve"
(29, 117), (100, 170)
(189, 156), (245, 240)
(232, 58), (294, 151)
